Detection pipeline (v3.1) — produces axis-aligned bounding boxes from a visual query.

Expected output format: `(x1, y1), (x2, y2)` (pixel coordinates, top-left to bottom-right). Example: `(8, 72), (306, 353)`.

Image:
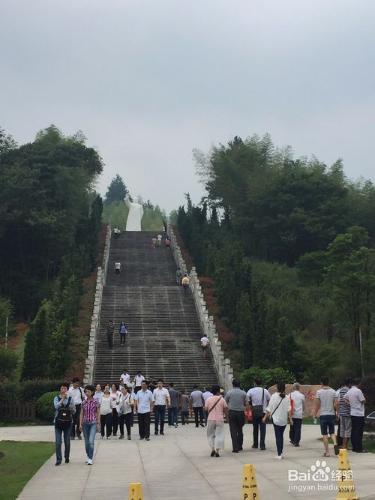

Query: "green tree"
(22, 301), (56, 379)
(104, 174), (128, 205)
(48, 320), (71, 377)
(324, 226), (375, 349)
(0, 125), (103, 317)
(0, 348), (18, 379)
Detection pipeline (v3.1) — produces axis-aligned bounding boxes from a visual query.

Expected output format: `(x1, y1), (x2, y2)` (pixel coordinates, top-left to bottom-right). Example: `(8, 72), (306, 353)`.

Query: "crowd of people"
(53, 373), (368, 466)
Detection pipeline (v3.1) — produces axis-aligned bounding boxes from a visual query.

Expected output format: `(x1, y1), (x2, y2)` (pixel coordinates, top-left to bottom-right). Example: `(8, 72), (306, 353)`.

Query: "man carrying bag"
(247, 378), (271, 450)
(54, 383), (76, 466)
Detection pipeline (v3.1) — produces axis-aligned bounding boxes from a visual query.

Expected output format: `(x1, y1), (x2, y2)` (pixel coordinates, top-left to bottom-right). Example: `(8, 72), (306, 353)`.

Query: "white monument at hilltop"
(125, 197), (143, 231)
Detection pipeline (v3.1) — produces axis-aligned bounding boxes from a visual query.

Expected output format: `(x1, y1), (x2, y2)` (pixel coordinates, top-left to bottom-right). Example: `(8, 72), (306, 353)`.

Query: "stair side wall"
(168, 225), (233, 392)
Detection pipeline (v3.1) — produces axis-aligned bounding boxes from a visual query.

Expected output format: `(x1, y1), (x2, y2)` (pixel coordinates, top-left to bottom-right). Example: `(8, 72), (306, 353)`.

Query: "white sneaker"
(87, 459), (93, 465)
(275, 454), (283, 460)
(85, 457), (89, 463)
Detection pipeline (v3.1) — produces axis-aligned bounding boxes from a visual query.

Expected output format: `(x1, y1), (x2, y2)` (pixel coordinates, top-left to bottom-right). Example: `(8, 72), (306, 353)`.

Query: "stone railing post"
(84, 225), (111, 384)
(167, 224), (233, 391)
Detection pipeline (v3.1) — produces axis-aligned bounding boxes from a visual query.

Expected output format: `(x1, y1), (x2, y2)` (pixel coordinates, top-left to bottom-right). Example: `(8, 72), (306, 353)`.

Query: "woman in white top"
(110, 384), (121, 436)
(118, 386), (134, 440)
(263, 382), (292, 459)
(100, 389), (116, 439)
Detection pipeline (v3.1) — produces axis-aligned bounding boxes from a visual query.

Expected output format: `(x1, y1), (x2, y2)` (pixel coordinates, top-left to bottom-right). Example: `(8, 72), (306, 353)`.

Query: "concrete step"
(93, 231), (217, 391)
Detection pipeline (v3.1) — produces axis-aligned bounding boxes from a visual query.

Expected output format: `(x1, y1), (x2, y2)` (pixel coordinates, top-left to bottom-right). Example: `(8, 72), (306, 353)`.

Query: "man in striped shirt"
(335, 378), (352, 450)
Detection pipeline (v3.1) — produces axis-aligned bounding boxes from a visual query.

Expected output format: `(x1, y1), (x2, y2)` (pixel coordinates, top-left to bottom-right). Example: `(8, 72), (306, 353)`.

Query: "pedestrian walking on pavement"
(345, 379), (367, 453)
(205, 385), (228, 457)
(313, 376), (339, 457)
(168, 383), (180, 427)
(100, 389), (115, 439)
(118, 386), (134, 440)
(225, 379), (249, 453)
(263, 382), (292, 459)
(190, 385), (205, 427)
(135, 381), (154, 441)
(335, 378), (352, 450)
(68, 377), (85, 440)
(79, 385), (100, 465)
(110, 384), (121, 436)
(289, 382), (306, 447)
(202, 387), (213, 425)
(153, 379), (170, 435)
(180, 389), (190, 425)
(247, 378), (270, 450)
(106, 320), (114, 349)
(54, 383), (75, 466)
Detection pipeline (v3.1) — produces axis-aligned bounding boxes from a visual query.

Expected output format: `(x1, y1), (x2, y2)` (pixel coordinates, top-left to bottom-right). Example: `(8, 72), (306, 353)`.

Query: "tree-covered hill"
(178, 134), (375, 384)
(0, 125), (103, 380)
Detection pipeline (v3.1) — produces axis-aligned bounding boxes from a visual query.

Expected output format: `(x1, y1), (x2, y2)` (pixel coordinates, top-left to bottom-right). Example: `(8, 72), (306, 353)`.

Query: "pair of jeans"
(351, 416), (364, 452)
(138, 412), (150, 439)
(83, 422), (97, 460)
(119, 412), (132, 436)
(154, 405), (166, 433)
(289, 418), (302, 445)
(169, 407), (178, 426)
(120, 333), (126, 345)
(100, 413), (112, 437)
(228, 410), (245, 452)
(193, 407), (204, 427)
(55, 424), (72, 463)
(273, 424), (286, 456)
(252, 414), (266, 448)
(71, 404), (81, 438)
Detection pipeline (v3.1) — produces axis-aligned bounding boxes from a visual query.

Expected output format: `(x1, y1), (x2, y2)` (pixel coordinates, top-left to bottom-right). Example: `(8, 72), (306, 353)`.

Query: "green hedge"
(240, 366), (295, 390)
(36, 391), (59, 422)
(0, 379), (62, 403)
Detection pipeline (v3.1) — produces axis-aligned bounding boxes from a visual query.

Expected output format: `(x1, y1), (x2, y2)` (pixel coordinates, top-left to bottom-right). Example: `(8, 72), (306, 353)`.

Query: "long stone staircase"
(93, 231), (218, 391)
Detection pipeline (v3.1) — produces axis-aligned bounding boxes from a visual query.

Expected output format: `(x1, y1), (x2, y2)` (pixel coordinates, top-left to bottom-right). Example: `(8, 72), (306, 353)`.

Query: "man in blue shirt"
(134, 381), (154, 441)
(54, 383), (76, 466)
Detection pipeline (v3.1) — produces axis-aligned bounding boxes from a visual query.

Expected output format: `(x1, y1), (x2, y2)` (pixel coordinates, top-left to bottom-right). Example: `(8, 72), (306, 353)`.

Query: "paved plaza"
(1, 424), (374, 499)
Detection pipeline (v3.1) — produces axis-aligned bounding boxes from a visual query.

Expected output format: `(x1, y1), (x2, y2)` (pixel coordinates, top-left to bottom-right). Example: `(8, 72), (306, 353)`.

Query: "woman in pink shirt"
(205, 385), (228, 457)
(79, 385), (100, 465)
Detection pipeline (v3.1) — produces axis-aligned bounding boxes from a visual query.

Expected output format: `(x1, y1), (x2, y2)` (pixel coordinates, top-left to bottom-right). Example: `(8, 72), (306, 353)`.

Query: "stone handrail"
(168, 225), (233, 392)
(84, 225), (111, 384)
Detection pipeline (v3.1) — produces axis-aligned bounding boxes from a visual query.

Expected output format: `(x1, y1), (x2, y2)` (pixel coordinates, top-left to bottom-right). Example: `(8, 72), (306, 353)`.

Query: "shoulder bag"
(251, 388), (265, 419)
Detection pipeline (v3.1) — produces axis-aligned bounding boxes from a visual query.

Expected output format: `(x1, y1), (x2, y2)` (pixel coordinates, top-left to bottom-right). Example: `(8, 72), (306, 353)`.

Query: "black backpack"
(56, 397), (73, 429)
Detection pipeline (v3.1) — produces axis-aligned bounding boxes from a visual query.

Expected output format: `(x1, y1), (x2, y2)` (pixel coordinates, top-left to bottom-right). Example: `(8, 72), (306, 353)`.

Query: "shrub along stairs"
(93, 231), (218, 391)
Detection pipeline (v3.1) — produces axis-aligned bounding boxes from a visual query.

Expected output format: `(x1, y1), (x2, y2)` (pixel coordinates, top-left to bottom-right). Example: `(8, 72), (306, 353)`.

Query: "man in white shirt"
(247, 379), (271, 450)
(344, 380), (367, 453)
(68, 377), (85, 440)
(114, 262), (121, 274)
(289, 382), (306, 447)
(153, 379), (170, 435)
(134, 371), (145, 393)
(120, 369), (131, 387)
(200, 334), (210, 359)
(134, 381), (154, 441)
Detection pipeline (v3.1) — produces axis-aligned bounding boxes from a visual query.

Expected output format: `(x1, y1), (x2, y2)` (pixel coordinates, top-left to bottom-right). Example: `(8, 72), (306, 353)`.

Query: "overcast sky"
(1, 0), (374, 212)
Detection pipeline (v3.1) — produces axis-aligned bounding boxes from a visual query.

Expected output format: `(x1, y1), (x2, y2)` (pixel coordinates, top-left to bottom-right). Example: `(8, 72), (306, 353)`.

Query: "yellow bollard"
(241, 464), (260, 499)
(337, 449), (351, 470)
(128, 482), (143, 500)
(336, 450), (359, 500)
